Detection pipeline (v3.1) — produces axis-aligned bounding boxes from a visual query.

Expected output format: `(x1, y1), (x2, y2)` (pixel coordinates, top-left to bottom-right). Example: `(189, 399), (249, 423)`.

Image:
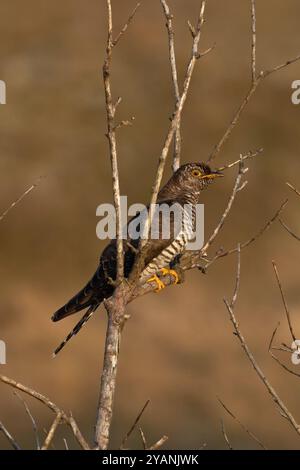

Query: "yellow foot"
(147, 274), (166, 292)
(160, 267), (180, 285)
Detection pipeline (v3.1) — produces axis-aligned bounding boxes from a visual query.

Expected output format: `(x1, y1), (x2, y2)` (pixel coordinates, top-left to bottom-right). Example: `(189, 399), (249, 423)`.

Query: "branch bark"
(207, 0), (300, 163)
(95, 0), (208, 450)
(224, 250), (300, 438)
(160, 0), (181, 172)
(0, 375), (90, 450)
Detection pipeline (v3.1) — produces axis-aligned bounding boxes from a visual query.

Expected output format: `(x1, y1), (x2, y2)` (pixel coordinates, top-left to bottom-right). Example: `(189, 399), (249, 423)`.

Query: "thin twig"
(230, 243), (241, 309)
(203, 199), (288, 269)
(148, 435), (168, 450)
(139, 427), (147, 450)
(208, 0), (300, 163)
(141, 1), (207, 250)
(41, 413), (62, 450)
(95, 1), (208, 451)
(120, 400), (150, 449)
(113, 3), (141, 46)
(0, 177), (43, 223)
(0, 375), (90, 450)
(160, 0), (181, 171)
(14, 391), (40, 450)
(103, 0), (124, 282)
(217, 148), (263, 172)
(63, 438), (69, 450)
(251, 0), (256, 82)
(217, 397), (267, 449)
(268, 324), (300, 378)
(272, 261), (296, 341)
(224, 252), (300, 437)
(262, 54), (300, 78)
(0, 421), (21, 450)
(220, 419), (233, 450)
(286, 182), (300, 198)
(94, 0), (140, 450)
(201, 157), (247, 255)
(279, 219), (300, 242)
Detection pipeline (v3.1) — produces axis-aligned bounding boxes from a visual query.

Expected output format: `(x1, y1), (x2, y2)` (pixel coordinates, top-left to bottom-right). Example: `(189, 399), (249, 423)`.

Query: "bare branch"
(201, 158), (247, 255)
(95, 1), (208, 451)
(94, 304), (123, 449)
(207, 1), (300, 163)
(251, 0), (257, 82)
(0, 421), (21, 450)
(217, 397), (267, 449)
(204, 199), (288, 269)
(217, 148), (263, 172)
(224, 253), (300, 437)
(148, 435), (168, 450)
(63, 438), (69, 450)
(279, 219), (300, 242)
(103, 0), (124, 282)
(41, 413), (62, 450)
(139, 427), (147, 450)
(230, 243), (241, 309)
(94, 0), (144, 450)
(113, 3), (141, 46)
(0, 177), (43, 223)
(268, 322), (280, 352)
(220, 419), (233, 450)
(142, 1), (207, 248)
(262, 53), (300, 78)
(0, 375), (90, 450)
(113, 116), (135, 131)
(286, 182), (300, 198)
(272, 261), (296, 341)
(14, 391), (40, 450)
(160, 0), (181, 171)
(120, 399), (150, 449)
(268, 326), (300, 379)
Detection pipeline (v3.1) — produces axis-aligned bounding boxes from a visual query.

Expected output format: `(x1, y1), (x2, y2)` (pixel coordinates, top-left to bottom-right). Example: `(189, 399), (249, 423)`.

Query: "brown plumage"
(52, 162), (223, 356)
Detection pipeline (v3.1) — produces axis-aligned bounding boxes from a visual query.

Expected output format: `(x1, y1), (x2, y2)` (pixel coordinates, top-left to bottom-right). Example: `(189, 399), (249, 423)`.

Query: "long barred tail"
(52, 304), (98, 357)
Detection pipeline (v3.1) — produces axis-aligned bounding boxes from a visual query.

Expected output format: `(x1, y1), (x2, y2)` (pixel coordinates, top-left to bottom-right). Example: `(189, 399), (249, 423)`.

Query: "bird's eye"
(192, 169), (202, 177)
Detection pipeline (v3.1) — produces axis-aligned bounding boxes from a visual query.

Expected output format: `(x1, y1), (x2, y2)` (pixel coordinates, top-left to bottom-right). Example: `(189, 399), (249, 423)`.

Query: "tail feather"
(52, 304), (98, 357)
(51, 285), (95, 322)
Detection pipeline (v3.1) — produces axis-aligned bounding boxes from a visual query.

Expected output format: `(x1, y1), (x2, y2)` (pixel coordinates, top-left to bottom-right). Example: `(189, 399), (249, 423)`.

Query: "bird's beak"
(201, 170), (224, 179)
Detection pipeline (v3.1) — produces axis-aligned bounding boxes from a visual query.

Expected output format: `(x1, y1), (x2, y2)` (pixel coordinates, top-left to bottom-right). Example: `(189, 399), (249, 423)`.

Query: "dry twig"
(120, 400), (150, 449)
(272, 261), (296, 341)
(224, 250), (300, 438)
(208, 1), (300, 163)
(220, 419), (233, 450)
(0, 177), (43, 223)
(160, 0), (181, 171)
(0, 421), (21, 450)
(0, 375), (90, 450)
(14, 391), (40, 450)
(148, 435), (169, 450)
(217, 397), (266, 449)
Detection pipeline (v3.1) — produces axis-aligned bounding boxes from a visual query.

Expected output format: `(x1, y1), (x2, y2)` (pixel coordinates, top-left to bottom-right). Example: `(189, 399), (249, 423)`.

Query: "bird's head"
(158, 162), (224, 203)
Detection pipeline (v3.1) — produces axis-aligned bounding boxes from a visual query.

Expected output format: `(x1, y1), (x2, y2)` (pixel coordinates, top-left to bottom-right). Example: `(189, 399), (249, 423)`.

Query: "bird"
(52, 162), (223, 356)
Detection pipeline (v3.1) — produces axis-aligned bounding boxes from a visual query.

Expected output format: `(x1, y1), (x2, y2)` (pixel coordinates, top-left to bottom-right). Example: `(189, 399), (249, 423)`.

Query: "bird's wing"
(52, 200), (185, 321)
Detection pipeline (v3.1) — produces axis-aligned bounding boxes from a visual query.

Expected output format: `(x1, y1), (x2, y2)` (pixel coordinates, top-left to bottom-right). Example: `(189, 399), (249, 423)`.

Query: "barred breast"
(140, 203), (196, 281)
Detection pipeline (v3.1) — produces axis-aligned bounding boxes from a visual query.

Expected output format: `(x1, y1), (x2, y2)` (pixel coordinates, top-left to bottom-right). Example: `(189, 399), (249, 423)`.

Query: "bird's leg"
(146, 274), (166, 292)
(159, 267), (180, 285)
(146, 266), (181, 293)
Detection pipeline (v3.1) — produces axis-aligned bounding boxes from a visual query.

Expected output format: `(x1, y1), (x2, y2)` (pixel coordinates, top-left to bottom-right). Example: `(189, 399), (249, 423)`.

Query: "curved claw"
(147, 274), (166, 292)
(160, 267), (179, 285)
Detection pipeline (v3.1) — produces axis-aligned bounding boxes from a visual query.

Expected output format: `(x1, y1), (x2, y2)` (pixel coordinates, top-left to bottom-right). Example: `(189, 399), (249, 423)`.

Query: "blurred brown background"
(0, 0), (300, 450)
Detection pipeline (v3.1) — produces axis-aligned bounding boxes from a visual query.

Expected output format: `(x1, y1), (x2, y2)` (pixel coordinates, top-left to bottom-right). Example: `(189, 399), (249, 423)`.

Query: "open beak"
(202, 170), (224, 179)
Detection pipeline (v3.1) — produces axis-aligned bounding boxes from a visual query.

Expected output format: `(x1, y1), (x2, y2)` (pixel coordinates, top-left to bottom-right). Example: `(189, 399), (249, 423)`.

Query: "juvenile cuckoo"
(52, 162), (223, 355)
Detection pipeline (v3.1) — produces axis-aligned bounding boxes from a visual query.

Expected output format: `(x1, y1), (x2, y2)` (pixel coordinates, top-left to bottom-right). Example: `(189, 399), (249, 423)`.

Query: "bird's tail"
(51, 284), (96, 322)
(52, 304), (98, 357)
